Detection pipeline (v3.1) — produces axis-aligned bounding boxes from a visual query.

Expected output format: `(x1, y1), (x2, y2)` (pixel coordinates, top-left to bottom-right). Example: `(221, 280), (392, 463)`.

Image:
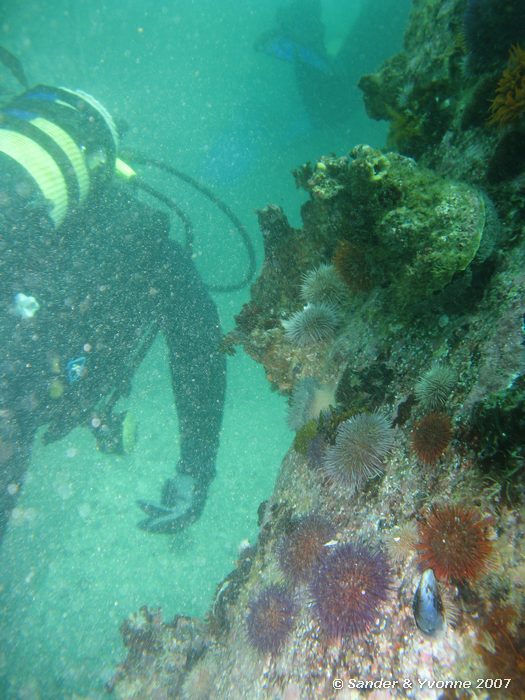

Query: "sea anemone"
(300, 264), (348, 308)
(277, 514), (336, 584)
(414, 365), (455, 411)
(310, 542), (391, 639)
(323, 411), (395, 493)
(411, 412), (452, 464)
(386, 521), (419, 563)
(417, 504), (494, 583)
(288, 377), (336, 431)
(282, 303), (340, 346)
(246, 585), (297, 655)
(488, 44), (525, 126)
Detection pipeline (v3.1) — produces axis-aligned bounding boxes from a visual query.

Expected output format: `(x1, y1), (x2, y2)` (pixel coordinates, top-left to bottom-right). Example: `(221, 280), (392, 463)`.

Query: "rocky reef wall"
(110, 1), (525, 698)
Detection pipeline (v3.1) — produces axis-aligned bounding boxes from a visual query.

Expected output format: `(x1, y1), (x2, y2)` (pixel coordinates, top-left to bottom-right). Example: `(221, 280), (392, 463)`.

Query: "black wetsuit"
(0, 181), (226, 542)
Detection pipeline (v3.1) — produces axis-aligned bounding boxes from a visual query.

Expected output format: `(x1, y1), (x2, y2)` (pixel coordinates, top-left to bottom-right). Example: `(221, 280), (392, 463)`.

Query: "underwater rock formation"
(110, 0), (525, 697)
(107, 607), (209, 698)
(359, 0), (525, 184)
(230, 143), (502, 396)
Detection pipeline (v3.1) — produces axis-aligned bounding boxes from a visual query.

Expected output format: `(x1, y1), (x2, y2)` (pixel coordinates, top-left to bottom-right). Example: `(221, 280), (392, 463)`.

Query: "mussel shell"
(413, 569), (444, 636)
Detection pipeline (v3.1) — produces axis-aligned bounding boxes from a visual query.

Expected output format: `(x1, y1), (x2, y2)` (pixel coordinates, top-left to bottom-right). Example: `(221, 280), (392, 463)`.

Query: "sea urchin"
(411, 412), (452, 464)
(278, 514), (336, 584)
(323, 411), (395, 492)
(282, 303), (340, 346)
(246, 585), (297, 655)
(417, 504), (493, 583)
(414, 365), (455, 411)
(310, 542), (391, 639)
(300, 264), (348, 308)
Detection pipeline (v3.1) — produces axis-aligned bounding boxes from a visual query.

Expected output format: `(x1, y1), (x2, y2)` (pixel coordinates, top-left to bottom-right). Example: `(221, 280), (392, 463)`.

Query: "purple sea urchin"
(282, 303), (340, 346)
(246, 585), (297, 654)
(300, 264), (348, 307)
(278, 514), (336, 584)
(323, 411), (395, 492)
(310, 542), (391, 639)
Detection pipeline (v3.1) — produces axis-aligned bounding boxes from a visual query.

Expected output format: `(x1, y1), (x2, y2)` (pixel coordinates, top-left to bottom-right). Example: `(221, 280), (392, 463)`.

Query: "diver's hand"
(137, 474), (201, 534)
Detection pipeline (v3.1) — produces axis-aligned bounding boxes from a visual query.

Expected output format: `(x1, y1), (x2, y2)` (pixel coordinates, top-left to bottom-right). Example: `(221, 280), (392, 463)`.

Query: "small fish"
(413, 569), (444, 636)
(0, 46), (28, 88)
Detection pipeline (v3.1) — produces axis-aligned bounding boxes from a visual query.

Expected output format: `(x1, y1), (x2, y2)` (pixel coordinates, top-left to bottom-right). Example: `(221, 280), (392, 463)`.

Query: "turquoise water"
(0, 1), (409, 697)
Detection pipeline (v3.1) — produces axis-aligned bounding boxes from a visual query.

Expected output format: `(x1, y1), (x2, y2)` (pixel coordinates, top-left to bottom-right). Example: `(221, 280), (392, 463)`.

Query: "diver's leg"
(162, 241), (226, 494)
(0, 414), (34, 544)
(138, 241), (226, 533)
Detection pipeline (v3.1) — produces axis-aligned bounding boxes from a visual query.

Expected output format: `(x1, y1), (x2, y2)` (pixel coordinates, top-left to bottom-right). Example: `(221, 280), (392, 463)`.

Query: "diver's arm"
(138, 241), (226, 533)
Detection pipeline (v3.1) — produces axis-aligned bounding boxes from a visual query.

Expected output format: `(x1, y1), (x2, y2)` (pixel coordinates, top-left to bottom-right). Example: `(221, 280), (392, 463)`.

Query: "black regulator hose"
(122, 152), (257, 293)
(133, 178), (195, 251)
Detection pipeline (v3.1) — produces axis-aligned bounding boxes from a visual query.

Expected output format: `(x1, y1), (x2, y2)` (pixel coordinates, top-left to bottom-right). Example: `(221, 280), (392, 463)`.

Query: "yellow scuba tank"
(0, 85), (132, 227)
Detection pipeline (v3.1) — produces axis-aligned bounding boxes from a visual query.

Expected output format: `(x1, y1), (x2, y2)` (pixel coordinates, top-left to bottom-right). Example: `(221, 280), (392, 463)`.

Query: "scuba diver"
(254, 0), (343, 129)
(0, 54), (253, 543)
(254, 0), (411, 130)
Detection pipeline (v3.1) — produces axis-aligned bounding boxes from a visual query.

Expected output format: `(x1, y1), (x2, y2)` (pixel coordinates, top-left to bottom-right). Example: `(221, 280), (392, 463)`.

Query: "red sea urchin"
(411, 412), (452, 464)
(278, 514), (336, 584)
(246, 585), (297, 655)
(310, 542), (391, 639)
(417, 504), (493, 583)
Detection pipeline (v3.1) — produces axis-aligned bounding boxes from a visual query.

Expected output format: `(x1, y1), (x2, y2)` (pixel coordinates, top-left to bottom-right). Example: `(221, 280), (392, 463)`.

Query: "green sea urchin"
(282, 303), (340, 346)
(300, 264), (348, 308)
(323, 411), (395, 492)
(414, 365), (455, 411)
